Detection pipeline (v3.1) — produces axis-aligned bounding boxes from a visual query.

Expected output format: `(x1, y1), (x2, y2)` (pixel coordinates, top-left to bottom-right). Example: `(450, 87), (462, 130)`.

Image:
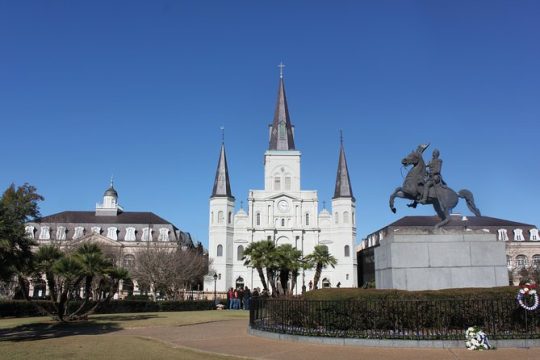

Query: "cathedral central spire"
(269, 64), (296, 151)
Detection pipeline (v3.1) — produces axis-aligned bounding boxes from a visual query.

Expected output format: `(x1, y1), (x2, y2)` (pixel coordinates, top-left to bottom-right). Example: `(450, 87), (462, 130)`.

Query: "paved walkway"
(119, 319), (540, 360)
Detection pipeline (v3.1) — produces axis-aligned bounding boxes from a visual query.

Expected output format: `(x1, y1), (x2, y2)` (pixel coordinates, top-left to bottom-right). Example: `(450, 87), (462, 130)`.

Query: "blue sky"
(1, 1), (538, 248)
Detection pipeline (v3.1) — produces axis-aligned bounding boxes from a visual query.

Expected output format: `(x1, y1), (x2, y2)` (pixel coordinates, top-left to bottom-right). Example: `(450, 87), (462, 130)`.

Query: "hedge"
(251, 287), (540, 340)
(0, 299), (215, 318)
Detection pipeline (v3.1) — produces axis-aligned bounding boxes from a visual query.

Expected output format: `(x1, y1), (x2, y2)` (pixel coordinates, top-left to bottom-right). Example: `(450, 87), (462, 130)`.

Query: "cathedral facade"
(205, 73), (357, 294)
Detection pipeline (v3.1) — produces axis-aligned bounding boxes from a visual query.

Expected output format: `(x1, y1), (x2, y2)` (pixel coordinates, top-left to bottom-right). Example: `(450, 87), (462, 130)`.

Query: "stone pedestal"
(375, 227), (508, 290)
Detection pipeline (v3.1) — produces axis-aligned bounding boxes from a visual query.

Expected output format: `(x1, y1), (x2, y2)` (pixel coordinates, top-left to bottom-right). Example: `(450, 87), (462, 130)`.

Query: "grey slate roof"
(387, 215), (535, 228)
(268, 77), (296, 151)
(211, 143), (234, 199)
(333, 142), (355, 200)
(37, 211), (174, 227)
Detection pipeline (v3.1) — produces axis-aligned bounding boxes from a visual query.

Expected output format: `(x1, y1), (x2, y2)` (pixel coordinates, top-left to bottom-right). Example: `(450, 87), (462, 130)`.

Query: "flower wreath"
(465, 326), (491, 350)
(516, 282), (539, 311)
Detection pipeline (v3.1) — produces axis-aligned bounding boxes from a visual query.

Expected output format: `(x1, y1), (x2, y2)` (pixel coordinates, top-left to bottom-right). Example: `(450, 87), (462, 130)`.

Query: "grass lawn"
(0, 311), (249, 360)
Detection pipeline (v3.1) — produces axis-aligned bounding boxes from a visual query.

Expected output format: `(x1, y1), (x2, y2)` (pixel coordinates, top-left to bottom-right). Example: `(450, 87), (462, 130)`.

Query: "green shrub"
(251, 287), (540, 340)
(0, 299), (216, 318)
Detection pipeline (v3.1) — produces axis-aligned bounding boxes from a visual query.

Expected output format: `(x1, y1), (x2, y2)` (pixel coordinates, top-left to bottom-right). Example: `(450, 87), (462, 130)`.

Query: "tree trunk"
(290, 270), (298, 295)
(279, 269), (289, 296)
(312, 264), (322, 290)
(266, 268), (278, 296)
(256, 267), (268, 291)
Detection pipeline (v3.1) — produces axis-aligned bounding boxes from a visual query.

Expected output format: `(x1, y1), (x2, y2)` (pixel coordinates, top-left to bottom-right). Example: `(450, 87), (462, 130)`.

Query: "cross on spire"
(278, 62), (286, 79)
(220, 126), (225, 143)
(110, 175), (114, 187)
(340, 129), (343, 146)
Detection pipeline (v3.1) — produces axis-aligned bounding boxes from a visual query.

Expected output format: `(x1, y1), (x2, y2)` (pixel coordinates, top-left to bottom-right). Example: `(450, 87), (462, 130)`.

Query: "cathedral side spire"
(211, 142), (234, 199)
(269, 63), (296, 151)
(333, 133), (355, 201)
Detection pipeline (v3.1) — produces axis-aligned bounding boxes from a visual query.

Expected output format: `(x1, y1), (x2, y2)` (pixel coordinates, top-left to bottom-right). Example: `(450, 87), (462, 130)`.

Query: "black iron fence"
(249, 297), (540, 340)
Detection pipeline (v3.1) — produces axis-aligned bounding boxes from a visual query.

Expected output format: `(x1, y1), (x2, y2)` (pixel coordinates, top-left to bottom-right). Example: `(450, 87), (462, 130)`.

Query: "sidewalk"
(120, 318), (540, 360)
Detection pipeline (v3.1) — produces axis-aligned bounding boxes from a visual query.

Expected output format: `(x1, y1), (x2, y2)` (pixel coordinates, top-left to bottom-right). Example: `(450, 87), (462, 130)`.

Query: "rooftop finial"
(340, 129), (344, 146)
(278, 61), (286, 79)
(110, 175), (114, 188)
(323, 200), (326, 209)
(220, 126), (225, 143)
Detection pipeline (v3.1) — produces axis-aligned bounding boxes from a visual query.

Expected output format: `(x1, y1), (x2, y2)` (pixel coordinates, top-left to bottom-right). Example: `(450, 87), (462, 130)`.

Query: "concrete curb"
(248, 327), (540, 348)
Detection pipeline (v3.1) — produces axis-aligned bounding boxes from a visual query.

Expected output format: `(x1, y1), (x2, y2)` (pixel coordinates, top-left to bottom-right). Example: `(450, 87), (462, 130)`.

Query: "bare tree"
(132, 244), (208, 300)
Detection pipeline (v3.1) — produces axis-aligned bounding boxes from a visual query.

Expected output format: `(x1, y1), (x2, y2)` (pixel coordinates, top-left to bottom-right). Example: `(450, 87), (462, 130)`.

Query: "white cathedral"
(204, 72), (357, 294)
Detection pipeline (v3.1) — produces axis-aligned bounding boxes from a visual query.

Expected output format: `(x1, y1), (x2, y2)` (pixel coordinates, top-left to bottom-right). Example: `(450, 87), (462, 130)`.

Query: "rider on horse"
(420, 149), (446, 204)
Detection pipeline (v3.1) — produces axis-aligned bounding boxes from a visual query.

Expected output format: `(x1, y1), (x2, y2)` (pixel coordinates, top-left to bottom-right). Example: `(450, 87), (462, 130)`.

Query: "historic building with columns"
(25, 182), (194, 298)
(204, 72), (358, 294)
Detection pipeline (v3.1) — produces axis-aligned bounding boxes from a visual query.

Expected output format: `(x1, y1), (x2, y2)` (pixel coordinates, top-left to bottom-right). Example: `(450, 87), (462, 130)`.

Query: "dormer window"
(530, 229), (539, 241)
(497, 229), (508, 241)
(107, 227), (118, 240)
(73, 226), (84, 239)
(56, 226), (66, 240)
(39, 226), (50, 240)
(125, 227), (136, 241)
(158, 228), (169, 241)
(25, 226), (35, 239)
(91, 226), (101, 235)
(142, 227), (153, 241)
(514, 229), (525, 241)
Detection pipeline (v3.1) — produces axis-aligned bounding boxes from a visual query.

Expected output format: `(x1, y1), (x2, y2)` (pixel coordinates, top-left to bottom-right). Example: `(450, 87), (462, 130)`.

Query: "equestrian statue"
(389, 144), (481, 228)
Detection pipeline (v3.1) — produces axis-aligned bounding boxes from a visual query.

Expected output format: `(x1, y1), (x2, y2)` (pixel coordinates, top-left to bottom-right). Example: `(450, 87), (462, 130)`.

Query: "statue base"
(374, 227), (508, 290)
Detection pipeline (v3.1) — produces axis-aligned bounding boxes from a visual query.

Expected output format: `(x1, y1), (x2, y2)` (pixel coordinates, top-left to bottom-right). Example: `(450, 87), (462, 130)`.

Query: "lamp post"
(213, 273), (218, 305)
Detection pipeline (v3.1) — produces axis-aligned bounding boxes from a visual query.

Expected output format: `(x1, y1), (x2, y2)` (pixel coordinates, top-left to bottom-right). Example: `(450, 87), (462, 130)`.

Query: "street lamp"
(213, 273), (218, 305)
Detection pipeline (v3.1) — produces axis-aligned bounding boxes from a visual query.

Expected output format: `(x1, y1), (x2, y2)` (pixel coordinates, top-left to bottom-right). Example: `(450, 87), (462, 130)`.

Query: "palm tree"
(74, 243), (111, 301)
(34, 245), (64, 301)
(305, 245), (337, 290)
(275, 244), (303, 296)
(242, 240), (275, 292)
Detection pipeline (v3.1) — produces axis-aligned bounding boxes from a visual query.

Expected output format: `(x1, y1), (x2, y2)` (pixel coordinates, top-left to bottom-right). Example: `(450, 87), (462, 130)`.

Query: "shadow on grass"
(0, 314), (160, 342)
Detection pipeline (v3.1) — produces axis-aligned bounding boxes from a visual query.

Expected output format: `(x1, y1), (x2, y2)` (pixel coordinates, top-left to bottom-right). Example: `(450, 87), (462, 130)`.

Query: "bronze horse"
(389, 145), (481, 228)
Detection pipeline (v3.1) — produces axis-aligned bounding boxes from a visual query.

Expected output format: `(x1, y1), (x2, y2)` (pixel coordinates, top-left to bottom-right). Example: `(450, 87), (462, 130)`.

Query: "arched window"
(506, 255), (512, 267)
(516, 255), (528, 268)
(237, 245), (244, 261)
(305, 213), (310, 226)
(218, 211), (224, 224)
(228, 211), (232, 224)
(334, 212), (339, 224)
(322, 278), (331, 288)
(344, 245), (350, 257)
(281, 218), (285, 227)
(285, 176), (291, 190)
(274, 177), (281, 191)
(533, 255), (540, 267)
(352, 211), (355, 225)
(343, 211), (349, 224)
(256, 212), (261, 226)
(217, 244), (223, 257)
(236, 276), (244, 289)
